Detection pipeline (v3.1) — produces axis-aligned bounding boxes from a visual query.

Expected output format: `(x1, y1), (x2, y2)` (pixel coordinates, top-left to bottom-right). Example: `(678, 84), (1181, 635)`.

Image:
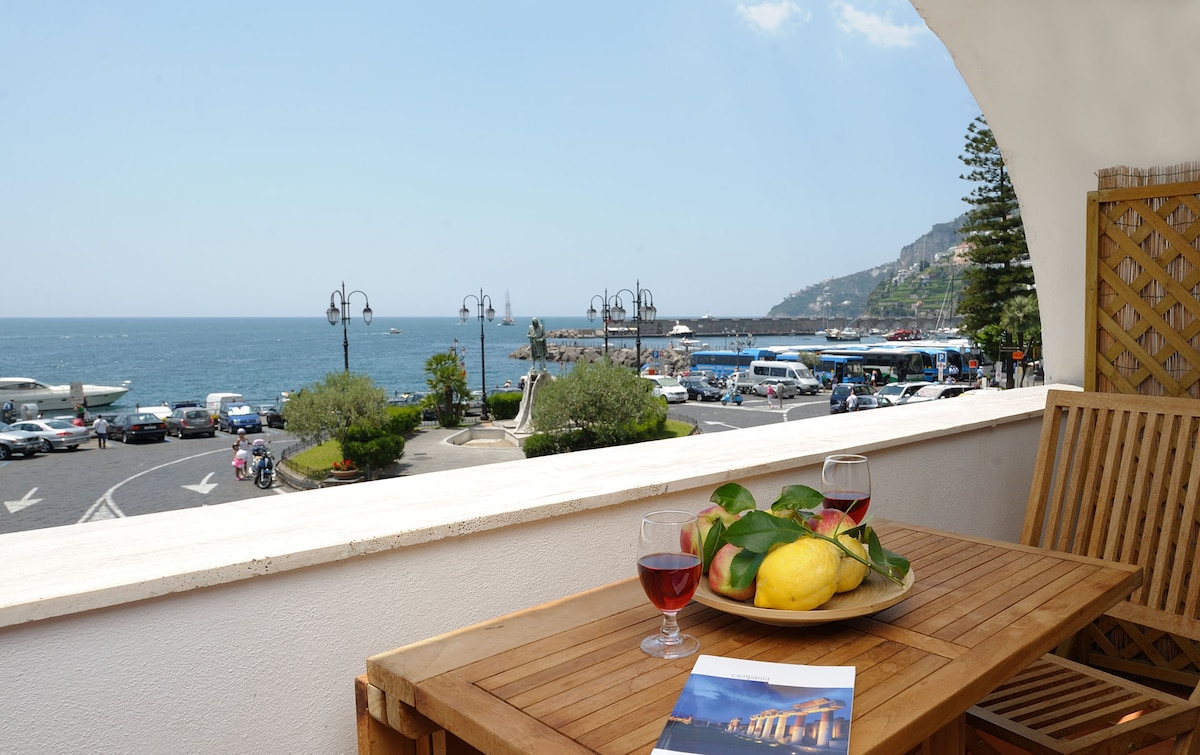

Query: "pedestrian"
(846, 390), (859, 412)
(766, 383), (776, 409)
(93, 415), (109, 448)
(1, 399), (12, 424)
(232, 428), (251, 480)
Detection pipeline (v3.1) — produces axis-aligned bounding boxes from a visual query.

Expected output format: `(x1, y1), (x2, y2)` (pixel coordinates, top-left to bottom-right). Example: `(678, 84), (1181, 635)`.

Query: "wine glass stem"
(659, 610), (682, 646)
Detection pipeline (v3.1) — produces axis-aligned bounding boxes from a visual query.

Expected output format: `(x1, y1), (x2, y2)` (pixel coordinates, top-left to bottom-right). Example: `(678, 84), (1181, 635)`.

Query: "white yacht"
(0, 377), (130, 411)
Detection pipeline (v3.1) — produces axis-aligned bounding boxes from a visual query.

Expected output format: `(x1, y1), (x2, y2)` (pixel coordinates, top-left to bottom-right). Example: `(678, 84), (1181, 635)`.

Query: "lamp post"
(610, 280), (656, 374)
(459, 289), (495, 419)
(326, 281), (373, 372)
(586, 289), (619, 357)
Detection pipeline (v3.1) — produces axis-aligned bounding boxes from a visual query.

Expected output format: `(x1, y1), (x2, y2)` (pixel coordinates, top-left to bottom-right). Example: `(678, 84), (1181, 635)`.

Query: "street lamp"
(459, 289), (495, 419)
(326, 281), (373, 372)
(586, 289), (619, 357)
(609, 280), (656, 374)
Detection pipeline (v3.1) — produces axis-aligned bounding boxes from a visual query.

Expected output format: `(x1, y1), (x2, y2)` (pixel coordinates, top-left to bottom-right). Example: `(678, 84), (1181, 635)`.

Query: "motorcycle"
(251, 445), (276, 489)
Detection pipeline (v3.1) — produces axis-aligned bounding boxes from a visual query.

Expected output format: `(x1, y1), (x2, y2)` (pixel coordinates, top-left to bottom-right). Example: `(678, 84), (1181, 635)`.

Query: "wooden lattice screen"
(1086, 164), (1200, 396)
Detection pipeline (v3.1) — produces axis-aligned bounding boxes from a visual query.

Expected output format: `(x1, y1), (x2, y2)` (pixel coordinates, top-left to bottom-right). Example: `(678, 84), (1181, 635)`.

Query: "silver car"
(9, 418), (91, 451)
(0, 421), (42, 459)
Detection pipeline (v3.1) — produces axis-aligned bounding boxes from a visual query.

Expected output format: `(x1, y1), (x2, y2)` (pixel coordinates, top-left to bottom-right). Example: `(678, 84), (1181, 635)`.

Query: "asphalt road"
(0, 391), (834, 535)
(0, 427), (295, 535)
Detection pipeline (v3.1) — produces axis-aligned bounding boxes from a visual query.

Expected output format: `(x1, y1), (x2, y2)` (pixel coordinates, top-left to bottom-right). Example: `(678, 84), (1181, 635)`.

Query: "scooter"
(720, 388), (742, 406)
(251, 445), (276, 489)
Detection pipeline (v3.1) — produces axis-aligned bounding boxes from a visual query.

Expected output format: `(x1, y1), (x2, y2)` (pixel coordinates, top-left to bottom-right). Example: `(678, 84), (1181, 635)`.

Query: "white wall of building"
(916, 0), (1200, 386)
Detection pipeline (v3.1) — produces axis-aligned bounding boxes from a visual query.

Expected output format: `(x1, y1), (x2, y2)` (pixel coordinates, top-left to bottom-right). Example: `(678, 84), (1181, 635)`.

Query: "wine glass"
(637, 510), (702, 659)
(821, 454), (871, 524)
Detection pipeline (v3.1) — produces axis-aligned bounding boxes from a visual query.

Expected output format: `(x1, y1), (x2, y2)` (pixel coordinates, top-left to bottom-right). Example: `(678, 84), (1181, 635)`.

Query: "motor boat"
(0, 377), (130, 411)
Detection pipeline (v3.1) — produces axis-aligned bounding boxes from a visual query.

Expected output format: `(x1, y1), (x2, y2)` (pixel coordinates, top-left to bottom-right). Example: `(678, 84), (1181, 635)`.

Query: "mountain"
(767, 214), (968, 319)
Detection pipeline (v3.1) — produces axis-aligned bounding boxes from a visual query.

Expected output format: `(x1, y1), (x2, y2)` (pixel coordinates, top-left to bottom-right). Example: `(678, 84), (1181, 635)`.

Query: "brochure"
(652, 655), (855, 755)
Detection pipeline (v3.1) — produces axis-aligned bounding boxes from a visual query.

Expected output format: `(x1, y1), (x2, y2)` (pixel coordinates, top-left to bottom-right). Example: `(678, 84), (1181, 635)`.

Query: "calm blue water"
(0, 318), (835, 410)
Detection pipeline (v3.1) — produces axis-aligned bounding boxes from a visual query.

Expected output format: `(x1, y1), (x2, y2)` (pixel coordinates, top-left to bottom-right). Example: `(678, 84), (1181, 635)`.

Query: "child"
(232, 442), (247, 480)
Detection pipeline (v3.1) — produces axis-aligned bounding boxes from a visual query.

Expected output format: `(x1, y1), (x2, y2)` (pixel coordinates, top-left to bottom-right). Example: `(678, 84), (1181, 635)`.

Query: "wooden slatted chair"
(967, 389), (1200, 755)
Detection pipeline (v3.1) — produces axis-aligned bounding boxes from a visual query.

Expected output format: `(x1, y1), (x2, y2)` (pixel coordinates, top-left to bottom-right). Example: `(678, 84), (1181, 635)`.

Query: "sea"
(0, 317), (837, 411)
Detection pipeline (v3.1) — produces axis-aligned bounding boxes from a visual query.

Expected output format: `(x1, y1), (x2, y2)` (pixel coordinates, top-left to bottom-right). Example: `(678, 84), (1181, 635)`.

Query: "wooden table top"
(366, 521), (1142, 755)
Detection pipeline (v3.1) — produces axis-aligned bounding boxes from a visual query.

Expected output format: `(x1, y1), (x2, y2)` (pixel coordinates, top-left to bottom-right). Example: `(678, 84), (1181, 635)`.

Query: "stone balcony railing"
(0, 385), (1059, 754)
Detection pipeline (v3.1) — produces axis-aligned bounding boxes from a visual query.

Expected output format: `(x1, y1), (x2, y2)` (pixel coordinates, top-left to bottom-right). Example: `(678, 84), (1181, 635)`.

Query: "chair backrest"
(1023, 389), (1200, 686)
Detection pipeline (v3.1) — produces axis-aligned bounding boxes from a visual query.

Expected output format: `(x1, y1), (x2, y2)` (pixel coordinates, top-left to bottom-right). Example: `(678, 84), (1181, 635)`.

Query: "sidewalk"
(382, 424), (526, 477)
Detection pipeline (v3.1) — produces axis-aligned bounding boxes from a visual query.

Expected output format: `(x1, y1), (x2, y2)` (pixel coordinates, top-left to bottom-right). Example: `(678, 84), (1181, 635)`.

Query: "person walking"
(93, 415), (109, 448)
(232, 428), (251, 480)
(846, 390), (859, 413)
(765, 383), (776, 409)
(1, 399), (12, 424)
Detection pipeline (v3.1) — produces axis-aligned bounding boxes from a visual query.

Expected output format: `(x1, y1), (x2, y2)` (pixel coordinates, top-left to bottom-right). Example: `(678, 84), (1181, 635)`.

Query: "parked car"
(753, 378), (800, 399)
(9, 418), (91, 451)
(829, 383), (876, 414)
(0, 421), (42, 459)
(679, 376), (722, 401)
(643, 375), (688, 403)
(903, 383), (975, 405)
(263, 395), (289, 429)
(166, 407), (217, 438)
(852, 394), (894, 411)
(875, 381), (934, 406)
(108, 412), (168, 443)
(218, 403), (263, 433)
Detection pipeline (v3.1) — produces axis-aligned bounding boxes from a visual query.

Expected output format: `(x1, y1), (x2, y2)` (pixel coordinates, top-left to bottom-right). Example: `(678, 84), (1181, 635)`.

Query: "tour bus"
(818, 347), (927, 385)
(734, 360), (822, 395)
(812, 354), (865, 386)
(687, 348), (777, 380)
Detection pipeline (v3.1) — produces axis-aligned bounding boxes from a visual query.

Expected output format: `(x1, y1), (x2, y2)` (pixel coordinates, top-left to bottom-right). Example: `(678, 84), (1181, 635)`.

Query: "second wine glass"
(821, 454), (871, 524)
(637, 510), (702, 659)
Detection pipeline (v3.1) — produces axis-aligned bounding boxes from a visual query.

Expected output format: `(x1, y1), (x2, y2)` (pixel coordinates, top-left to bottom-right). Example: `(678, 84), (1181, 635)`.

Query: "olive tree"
(531, 360), (665, 448)
(282, 371), (388, 447)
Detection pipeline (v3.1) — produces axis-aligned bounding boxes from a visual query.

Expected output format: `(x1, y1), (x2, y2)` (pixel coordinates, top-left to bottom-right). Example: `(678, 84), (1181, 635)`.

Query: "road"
(0, 391), (835, 535)
(0, 428), (294, 535)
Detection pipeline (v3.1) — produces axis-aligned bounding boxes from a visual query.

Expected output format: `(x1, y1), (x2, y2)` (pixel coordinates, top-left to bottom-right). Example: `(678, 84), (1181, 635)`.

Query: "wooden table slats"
(364, 522), (1142, 755)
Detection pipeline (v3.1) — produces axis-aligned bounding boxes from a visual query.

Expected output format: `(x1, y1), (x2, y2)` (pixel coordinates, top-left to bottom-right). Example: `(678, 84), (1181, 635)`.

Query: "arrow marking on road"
(182, 472), (218, 495)
(4, 487), (44, 514)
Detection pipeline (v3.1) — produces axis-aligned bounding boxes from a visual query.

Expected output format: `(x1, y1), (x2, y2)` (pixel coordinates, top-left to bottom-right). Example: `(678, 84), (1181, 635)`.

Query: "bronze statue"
(527, 317), (548, 371)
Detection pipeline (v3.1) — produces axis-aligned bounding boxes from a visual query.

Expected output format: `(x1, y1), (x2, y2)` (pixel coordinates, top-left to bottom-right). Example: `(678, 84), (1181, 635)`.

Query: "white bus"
(734, 361), (822, 395)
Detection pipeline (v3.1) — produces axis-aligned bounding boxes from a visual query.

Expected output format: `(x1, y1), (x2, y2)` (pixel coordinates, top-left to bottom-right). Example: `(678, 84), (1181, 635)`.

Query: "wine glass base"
(640, 633), (700, 659)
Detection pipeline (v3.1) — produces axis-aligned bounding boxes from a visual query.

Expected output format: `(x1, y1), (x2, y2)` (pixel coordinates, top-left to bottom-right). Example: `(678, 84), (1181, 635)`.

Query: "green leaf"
(710, 483), (758, 515)
(770, 484), (825, 514)
(724, 510), (805, 553)
(729, 548), (767, 590)
(864, 527), (911, 584)
(701, 519), (727, 573)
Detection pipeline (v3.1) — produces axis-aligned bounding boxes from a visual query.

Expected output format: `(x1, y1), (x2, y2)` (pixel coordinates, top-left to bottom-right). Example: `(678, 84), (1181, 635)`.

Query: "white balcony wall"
(0, 387), (1054, 755)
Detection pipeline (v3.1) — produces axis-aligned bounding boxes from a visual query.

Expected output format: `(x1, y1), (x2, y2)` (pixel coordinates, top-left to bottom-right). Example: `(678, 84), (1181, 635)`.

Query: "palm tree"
(1000, 294), (1041, 387)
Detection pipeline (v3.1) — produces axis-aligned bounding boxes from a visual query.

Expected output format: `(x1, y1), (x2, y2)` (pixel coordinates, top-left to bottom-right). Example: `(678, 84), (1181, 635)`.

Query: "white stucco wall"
(0, 387), (1050, 754)
(915, 0), (1200, 386)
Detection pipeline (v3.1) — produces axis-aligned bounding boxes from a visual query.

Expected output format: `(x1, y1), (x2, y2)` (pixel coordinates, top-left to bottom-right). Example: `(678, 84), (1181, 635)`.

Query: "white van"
(735, 361), (821, 395)
(205, 392), (245, 420)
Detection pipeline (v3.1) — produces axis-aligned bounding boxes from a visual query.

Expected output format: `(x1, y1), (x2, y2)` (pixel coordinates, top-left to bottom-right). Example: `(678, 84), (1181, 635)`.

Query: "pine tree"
(957, 116), (1036, 341)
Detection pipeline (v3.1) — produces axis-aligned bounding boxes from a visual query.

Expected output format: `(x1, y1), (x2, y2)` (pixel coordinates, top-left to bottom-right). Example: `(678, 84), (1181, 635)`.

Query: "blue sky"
(1, 1), (978, 319)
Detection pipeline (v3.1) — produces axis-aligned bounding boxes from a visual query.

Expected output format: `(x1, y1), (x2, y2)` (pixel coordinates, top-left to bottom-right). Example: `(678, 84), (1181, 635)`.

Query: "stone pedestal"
(514, 370), (549, 435)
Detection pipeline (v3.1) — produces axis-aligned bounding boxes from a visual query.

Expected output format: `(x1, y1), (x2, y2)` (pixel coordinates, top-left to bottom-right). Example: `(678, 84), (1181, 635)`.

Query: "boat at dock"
(825, 328), (862, 342)
(0, 377), (130, 411)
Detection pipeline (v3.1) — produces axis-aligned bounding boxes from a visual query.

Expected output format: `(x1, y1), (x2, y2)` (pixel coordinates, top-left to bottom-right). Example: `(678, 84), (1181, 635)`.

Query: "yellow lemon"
(754, 537), (840, 610)
(834, 534), (870, 593)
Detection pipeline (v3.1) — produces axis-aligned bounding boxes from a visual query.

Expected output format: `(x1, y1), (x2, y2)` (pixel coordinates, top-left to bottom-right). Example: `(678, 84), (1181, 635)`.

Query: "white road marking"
(182, 472), (219, 495)
(703, 421), (740, 430)
(80, 447), (231, 524)
(4, 487), (43, 514)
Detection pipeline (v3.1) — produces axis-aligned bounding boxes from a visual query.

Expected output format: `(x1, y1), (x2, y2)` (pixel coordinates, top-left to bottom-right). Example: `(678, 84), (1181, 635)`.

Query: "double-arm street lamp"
(459, 289), (495, 419)
(326, 281), (373, 372)
(586, 289), (620, 357)
(610, 280), (656, 373)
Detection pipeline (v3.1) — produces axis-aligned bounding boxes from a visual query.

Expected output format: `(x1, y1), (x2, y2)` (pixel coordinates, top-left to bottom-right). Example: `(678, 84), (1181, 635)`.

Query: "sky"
(0, 1), (979, 319)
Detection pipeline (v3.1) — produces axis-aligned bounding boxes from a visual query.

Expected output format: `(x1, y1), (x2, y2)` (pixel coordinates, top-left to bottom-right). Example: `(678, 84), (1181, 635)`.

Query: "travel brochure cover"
(652, 655), (855, 755)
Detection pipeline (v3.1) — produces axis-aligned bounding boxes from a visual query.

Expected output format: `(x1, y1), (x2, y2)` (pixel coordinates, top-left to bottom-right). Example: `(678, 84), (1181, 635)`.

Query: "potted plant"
(330, 459), (359, 480)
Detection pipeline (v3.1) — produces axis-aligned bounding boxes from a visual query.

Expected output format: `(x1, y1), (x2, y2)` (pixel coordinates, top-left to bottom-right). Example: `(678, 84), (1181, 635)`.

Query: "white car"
(875, 381), (934, 406)
(903, 383), (974, 405)
(643, 376), (688, 403)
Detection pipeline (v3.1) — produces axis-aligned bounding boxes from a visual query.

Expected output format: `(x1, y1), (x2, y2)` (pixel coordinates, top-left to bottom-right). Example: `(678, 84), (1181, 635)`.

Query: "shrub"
(385, 405), (422, 435)
(340, 422), (406, 479)
(487, 391), (522, 420)
(522, 432), (563, 458)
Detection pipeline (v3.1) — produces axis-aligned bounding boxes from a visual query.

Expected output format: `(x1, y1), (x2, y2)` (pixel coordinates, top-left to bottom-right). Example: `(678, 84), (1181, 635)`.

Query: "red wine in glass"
(638, 552), (702, 612)
(821, 491), (872, 524)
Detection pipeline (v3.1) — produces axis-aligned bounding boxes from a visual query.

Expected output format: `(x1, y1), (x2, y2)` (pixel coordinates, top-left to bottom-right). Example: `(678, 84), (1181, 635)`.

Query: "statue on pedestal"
(527, 317), (548, 372)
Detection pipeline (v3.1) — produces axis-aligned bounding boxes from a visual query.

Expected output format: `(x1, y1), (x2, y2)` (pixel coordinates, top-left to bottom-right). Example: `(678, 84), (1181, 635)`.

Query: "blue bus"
(819, 347), (926, 384)
(812, 354), (865, 386)
(688, 349), (777, 379)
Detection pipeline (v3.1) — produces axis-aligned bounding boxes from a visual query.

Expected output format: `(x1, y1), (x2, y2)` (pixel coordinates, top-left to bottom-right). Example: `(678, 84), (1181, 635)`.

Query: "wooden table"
(359, 521), (1142, 755)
